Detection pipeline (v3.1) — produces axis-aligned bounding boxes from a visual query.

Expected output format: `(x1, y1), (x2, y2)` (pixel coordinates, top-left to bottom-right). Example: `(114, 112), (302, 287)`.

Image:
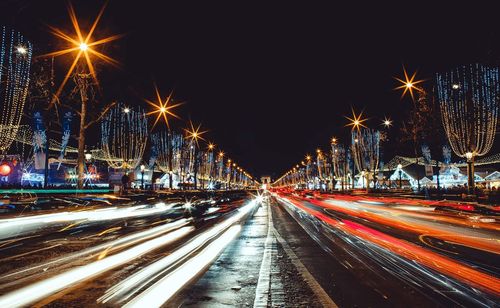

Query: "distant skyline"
(2, 0), (499, 178)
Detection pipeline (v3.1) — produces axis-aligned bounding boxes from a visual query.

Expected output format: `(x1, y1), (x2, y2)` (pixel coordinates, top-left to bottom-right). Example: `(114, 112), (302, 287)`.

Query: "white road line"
(253, 202), (276, 307)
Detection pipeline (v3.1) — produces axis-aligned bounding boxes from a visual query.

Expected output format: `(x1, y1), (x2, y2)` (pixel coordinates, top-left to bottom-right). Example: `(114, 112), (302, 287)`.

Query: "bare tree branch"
(84, 100), (117, 129)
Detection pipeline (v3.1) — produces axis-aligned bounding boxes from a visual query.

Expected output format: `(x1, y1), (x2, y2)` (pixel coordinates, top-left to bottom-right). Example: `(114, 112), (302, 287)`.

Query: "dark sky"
(2, 1), (500, 178)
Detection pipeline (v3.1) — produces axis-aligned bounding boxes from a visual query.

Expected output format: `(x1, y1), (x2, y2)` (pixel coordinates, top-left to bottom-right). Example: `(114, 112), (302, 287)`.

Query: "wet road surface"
(0, 191), (498, 307)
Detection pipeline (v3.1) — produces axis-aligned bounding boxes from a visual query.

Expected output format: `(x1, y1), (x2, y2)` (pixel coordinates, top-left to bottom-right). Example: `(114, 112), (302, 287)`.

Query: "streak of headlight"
(124, 225), (241, 308)
(99, 200), (257, 304)
(0, 226), (193, 308)
(0, 202), (175, 240)
(278, 195), (500, 295)
(2, 218), (191, 280)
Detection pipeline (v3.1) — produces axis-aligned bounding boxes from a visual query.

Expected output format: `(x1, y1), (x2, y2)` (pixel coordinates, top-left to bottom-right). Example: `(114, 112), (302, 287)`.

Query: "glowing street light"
(394, 66), (424, 100)
(79, 42), (88, 51)
(43, 2), (123, 102)
(146, 85), (183, 129)
(382, 117), (392, 128)
(43, 2), (123, 189)
(345, 108), (367, 131)
(184, 121), (207, 146)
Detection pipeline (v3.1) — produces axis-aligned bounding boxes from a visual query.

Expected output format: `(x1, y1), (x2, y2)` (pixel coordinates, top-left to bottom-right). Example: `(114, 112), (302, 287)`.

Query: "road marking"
(253, 202), (276, 307)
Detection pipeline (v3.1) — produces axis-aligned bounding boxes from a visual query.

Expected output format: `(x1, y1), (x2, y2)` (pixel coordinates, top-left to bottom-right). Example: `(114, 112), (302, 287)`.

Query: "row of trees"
(274, 64), (500, 195)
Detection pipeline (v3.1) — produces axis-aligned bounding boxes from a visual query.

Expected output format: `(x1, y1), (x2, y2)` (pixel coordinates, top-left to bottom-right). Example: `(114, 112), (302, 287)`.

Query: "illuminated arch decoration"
(101, 102), (148, 169)
(0, 27), (32, 152)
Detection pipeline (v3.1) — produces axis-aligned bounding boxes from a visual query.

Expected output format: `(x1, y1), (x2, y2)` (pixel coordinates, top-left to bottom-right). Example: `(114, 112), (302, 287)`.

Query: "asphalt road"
(0, 192), (255, 307)
(271, 192), (500, 307)
(0, 191), (498, 307)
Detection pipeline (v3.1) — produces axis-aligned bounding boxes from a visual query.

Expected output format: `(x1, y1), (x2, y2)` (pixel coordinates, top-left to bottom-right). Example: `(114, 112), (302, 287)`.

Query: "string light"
(436, 63), (499, 159)
(101, 102), (148, 169)
(351, 128), (380, 175)
(0, 27), (32, 153)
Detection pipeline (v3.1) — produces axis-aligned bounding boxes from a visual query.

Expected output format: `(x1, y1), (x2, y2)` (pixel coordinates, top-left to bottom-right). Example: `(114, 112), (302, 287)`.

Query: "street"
(0, 191), (497, 307)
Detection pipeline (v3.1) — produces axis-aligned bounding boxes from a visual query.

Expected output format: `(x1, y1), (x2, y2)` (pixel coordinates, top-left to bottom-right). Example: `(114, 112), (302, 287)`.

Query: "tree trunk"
(168, 132), (173, 189)
(76, 74), (88, 190)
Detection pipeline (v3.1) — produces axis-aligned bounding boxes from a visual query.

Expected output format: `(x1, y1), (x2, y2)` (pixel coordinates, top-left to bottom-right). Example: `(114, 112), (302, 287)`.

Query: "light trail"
(276, 194), (500, 296)
(0, 202), (177, 240)
(298, 195), (499, 254)
(100, 199), (258, 304)
(1, 218), (191, 281)
(123, 225), (242, 308)
(0, 226), (193, 308)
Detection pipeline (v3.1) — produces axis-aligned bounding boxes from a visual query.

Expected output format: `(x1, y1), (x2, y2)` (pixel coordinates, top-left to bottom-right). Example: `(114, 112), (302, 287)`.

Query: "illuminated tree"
(101, 102), (148, 170)
(436, 63), (499, 193)
(0, 27), (32, 153)
(351, 128), (380, 190)
(44, 2), (122, 188)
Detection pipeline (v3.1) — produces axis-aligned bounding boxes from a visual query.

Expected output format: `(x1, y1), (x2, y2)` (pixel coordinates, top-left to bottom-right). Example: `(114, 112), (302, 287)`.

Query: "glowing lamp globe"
(79, 42), (88, 51)
(0, 163), (12, 176)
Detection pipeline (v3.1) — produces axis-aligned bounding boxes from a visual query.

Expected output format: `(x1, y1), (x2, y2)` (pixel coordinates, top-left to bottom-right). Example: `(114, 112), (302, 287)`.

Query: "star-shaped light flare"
(145, 85), (183, 129)
(394, 66), (424, 100)
(345, 108), (368, 131)
(382, 117), (392, 128)
(184, 121), (208, 146)
(43, 2), (124, 105)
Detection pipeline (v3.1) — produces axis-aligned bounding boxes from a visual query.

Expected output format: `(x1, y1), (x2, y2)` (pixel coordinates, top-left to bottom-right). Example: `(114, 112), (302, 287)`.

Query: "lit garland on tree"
(436, 63), (499, 191)
(0, 27), (32, 153)
(436, 64), (499, 158)
(150, 130), (171, 173)
(351, 128), (380, 188)
(101, 102), (148, 169)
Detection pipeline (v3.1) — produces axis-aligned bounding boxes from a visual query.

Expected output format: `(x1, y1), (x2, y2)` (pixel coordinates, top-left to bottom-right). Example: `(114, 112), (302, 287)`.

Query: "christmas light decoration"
(351, 128), (380, 189)
(0, 27), (32, 152)
(436, 63), (499, 191)
(151, 130), (172, 173)
(101, 102), (148, 169)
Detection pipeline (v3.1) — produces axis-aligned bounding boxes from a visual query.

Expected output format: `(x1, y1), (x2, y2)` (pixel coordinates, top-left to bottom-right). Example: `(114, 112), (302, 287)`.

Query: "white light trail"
(124, 225), (241, 308)
(0, 202), (176, 240)
(99, 200), (257, 304)
(0, 226), (193, 308)
(2, 218), (191, 281)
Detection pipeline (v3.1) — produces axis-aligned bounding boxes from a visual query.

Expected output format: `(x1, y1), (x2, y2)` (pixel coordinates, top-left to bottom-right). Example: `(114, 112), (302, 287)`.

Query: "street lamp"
(140, 164), (145, 189)
(44, 3), (121, 189)
(397, 163), (403, 189)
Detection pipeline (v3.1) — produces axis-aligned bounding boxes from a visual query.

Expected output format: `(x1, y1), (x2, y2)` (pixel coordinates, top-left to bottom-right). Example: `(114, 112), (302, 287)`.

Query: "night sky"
(2, 1), (500, 178)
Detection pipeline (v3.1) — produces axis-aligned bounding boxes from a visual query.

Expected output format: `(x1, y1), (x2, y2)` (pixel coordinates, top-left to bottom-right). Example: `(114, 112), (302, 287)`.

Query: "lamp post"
(397, 163), (403, 189)
(140, 164), (145, 190)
